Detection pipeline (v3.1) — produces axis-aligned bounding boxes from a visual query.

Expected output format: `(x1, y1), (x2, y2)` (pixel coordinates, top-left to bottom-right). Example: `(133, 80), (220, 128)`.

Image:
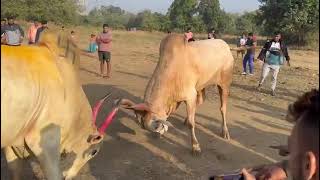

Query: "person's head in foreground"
(287, 89), (319, 180)
(243, 89), (319, 180)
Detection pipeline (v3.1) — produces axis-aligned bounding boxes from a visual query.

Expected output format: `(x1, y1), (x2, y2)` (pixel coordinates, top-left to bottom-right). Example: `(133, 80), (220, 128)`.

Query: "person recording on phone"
(242, 89), (319, 180)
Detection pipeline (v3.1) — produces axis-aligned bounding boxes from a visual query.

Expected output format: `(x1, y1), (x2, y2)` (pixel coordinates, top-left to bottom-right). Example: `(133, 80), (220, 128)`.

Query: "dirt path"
(1, 31), (319, 180)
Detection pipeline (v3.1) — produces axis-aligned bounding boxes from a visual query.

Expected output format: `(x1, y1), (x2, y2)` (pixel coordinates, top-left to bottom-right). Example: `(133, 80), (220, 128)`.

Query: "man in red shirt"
(27, 19), (41, 44)
(96, 24), (112, 78)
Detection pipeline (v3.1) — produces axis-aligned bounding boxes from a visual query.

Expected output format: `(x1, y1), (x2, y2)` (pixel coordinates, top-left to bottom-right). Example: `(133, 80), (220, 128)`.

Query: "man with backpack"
(257, 32), (290, 96)
(1, 16), (24, 46)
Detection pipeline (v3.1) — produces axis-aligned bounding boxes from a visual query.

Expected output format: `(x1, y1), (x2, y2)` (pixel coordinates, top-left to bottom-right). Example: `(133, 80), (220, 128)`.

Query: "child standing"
(88, 34), (98, 53)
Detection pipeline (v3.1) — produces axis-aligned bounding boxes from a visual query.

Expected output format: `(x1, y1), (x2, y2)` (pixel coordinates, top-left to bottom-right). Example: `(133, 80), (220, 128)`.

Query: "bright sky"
(86, 0), (261, 14)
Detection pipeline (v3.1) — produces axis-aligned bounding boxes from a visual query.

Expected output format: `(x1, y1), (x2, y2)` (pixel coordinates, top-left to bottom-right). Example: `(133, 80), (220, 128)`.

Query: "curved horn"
(92, 92), (112, 124)
(98, 107), (119, 134)
(115, 98), (136, 109)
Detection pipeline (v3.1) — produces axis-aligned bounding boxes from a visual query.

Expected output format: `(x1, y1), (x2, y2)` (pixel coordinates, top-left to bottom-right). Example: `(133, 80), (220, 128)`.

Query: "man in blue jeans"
(241, 32), (256, 75)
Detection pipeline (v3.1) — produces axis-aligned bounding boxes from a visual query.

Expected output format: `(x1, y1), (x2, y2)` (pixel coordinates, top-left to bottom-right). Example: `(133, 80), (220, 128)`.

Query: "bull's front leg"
(185, 92), (201, 155)
(25, 125), (62, 180)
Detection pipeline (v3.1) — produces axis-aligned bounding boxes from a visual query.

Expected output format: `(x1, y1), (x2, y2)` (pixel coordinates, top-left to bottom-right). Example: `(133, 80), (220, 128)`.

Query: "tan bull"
(118, 34), (234, 155)
(1, 33), (118, 180)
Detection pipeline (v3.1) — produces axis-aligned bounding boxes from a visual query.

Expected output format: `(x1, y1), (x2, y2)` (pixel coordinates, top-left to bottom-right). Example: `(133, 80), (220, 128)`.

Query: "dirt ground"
(1, 30), (319, 180)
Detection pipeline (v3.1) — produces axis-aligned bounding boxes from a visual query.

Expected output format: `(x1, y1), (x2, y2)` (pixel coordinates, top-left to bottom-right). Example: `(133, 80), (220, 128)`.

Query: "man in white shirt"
(256, 32), (291, 96)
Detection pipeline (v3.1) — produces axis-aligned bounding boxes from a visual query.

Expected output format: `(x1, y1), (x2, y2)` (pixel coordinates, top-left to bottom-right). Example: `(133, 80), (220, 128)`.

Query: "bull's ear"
(87, 134), (103, 144)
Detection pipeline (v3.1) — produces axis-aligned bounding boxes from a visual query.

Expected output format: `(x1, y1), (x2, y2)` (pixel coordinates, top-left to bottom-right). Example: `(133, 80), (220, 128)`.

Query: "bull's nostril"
(91, 149), (98, 156)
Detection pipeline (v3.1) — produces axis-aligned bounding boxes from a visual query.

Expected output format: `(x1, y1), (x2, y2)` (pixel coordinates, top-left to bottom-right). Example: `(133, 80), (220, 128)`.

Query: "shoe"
(249, 73), (254, 76)
(241, 72), (247, 75)
(271, 90), (276, 96)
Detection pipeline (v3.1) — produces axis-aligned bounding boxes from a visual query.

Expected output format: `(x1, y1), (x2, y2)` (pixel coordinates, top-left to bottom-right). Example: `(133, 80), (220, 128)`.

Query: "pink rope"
(98, 107), (119, 134)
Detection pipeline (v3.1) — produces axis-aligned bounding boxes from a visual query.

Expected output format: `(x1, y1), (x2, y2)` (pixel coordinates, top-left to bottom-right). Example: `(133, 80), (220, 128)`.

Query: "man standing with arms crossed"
(96, 24), (112, 78)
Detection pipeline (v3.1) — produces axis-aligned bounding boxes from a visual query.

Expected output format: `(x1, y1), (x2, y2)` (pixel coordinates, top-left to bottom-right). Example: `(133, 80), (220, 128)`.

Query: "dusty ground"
(1, 29), (319, 180)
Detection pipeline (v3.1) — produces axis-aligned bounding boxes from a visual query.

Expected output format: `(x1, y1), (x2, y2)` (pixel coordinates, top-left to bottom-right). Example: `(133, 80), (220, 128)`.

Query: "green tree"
(257, 0), (319, 45)
(1, 0), (81, 24)
(167, 0), (198, 31)
(198, 0), (221, 31)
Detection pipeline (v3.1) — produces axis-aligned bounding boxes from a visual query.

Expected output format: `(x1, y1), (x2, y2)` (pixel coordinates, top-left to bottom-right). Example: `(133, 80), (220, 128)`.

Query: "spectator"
(242, 89), (319, 180)
(241, 32), (257, 75)
(237, 33), (247, 59)
(208, 29), (217, 39)
(88, 34), (98, 53)
(96, 24), (112, 78)
(35, 20), (48, 44)
(1, 18), (7, 42)
(257, 32), (290, 96)
(1, 16), (24, 46)
(184, 27), (195, 42)
(27, 19), (41, 44)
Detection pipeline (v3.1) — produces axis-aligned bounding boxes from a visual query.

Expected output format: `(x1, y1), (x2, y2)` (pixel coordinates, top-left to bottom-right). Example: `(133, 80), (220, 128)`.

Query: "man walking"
(96, 24), (112, 78)
(257, 32), (290, 96)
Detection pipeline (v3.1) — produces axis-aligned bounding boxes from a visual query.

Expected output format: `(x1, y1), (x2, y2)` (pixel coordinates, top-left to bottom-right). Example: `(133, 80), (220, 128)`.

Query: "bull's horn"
(98, 107), (119, 134)
(92, 92), (112, 124)
(115, 98), (136, 109)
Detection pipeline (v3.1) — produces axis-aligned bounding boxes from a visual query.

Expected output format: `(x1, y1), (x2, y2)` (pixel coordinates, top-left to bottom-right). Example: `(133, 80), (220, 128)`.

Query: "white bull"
(118, 34), (234, 155)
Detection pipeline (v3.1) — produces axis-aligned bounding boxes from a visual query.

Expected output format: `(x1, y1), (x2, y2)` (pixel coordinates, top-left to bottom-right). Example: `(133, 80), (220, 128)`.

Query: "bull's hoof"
(221, 129), (231, 140)
(192, 144), (201, 156)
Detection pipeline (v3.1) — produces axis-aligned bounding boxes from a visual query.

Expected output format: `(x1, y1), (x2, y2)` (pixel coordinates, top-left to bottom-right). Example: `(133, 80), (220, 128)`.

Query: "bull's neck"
(145, 90), (173, 120)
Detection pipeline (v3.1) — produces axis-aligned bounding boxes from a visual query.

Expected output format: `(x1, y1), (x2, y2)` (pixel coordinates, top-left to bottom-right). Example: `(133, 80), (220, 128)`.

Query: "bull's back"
(1, 45), (63, 147)
(188, 39), (234, 88)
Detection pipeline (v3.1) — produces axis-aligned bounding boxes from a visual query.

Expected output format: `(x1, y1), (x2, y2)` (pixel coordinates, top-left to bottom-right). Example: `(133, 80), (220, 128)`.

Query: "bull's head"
(115, 99), (172, 136)
(63, 93), (119, 180)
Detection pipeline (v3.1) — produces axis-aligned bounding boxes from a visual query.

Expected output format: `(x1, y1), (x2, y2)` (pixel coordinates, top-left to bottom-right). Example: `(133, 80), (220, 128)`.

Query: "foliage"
(257, 0), (319, 46)
(1, 0), (81, 24)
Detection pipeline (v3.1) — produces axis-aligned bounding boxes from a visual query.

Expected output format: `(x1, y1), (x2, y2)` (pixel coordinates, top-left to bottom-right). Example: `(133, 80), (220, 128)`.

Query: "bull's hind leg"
(218, 85), (230, 140)
(25, 125), (62, 180)
(185, 90), (201, 155)
(4, 147), (23, 180)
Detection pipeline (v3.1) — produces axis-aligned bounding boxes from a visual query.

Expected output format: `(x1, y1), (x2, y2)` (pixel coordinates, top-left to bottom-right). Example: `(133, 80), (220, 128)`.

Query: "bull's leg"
(4, 147), (23, 180)
(184, 89), (205, 126)
(185, 92), (201, 155)
(25, 126), (62, 180)
(218, 85), (230, 140)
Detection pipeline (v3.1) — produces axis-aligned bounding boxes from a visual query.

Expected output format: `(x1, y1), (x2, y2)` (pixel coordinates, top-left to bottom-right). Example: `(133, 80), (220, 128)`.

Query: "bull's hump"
(2, 46), (62, 82)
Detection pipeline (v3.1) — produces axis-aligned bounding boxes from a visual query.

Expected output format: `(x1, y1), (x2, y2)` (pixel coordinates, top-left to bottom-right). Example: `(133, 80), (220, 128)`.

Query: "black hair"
(274, 31), (281, 35)
(41, 20), (47, 24)
(71, 30), (75, 34)
(287, 89), (319, 124)
(103, 24), (109, 28)
(248, 32), (253, 36)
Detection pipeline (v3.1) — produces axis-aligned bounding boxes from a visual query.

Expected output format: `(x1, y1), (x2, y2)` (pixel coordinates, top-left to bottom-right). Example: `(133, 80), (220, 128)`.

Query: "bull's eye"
(91, 149), (98, 156)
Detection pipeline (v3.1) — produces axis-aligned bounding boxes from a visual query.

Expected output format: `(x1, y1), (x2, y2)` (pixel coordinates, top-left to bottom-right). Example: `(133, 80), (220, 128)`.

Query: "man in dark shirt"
(241, 32), (256, 75)
(35, 20), (48, 43)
